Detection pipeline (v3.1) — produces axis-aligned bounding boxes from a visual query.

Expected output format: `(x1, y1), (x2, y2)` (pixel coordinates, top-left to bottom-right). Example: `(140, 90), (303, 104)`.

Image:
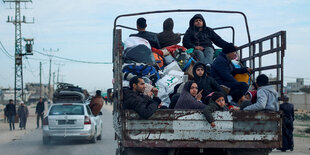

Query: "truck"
(112, 9), (286, 155)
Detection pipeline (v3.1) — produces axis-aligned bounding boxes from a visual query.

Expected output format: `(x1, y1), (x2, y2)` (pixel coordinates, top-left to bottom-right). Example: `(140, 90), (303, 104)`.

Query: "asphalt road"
(0, 107), (117, 155)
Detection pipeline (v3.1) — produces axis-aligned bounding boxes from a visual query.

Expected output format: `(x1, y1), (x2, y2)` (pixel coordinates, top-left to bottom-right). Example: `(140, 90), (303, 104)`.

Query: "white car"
(42, 103), (103, 144)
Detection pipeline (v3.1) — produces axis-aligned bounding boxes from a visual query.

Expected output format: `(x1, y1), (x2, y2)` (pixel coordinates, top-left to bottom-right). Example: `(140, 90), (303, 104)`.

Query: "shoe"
(281, 149), (286, 152)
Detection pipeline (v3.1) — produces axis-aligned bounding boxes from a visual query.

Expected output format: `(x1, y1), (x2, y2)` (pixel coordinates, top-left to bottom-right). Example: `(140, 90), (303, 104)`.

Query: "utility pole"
(55, 63), (65, 84)
(39, 61), (42, 98)
(43, 48), (59, 101)
(3, 0), (34, 105)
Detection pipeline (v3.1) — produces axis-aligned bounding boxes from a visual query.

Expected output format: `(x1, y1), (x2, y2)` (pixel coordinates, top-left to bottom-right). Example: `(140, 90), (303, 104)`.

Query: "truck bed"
(122, 110), (282, 149)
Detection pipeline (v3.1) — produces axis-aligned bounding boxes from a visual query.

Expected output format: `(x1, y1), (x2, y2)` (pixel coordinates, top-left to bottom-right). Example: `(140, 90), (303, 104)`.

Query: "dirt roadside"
(0, 102), (48, 145)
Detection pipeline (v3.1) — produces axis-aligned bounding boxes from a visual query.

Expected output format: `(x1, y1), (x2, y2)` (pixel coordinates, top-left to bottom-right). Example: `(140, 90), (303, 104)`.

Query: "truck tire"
(42, 136), (50, 145)
(226, 148), (271, 155)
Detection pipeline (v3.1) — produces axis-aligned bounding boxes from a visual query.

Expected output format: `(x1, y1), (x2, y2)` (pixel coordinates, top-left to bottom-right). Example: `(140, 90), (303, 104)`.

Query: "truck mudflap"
(122, 110), (282, 149)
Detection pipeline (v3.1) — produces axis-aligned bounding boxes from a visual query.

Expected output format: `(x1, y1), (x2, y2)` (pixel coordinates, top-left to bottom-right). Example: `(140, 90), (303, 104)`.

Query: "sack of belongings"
(124, 37), (156, 65)
(122, 63), (160, 84)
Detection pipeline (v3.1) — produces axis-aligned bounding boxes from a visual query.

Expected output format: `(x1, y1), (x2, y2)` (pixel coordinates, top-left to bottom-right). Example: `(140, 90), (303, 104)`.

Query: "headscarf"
(174, 80), (206, 109)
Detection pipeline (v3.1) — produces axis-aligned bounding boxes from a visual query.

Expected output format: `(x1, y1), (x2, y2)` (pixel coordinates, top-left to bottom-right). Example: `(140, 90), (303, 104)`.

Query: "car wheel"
(97, 124), (103, 140)
(97, 133), (102, 140)
(43, 136), (50, 145)
(89, 130), (97, 143)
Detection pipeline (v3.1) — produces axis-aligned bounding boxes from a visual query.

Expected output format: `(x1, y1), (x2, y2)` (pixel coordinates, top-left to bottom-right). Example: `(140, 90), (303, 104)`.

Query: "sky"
(0, 0), (310, 92)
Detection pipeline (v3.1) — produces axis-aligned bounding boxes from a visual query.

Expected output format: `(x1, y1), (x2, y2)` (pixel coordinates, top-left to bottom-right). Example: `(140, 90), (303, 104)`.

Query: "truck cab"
(112, 9), (286, 155)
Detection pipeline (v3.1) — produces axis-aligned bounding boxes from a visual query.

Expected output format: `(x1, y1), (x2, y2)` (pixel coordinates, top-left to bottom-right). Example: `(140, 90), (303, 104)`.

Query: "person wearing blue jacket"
(210, 43), (252, 95)
(243, 74), (279, 111)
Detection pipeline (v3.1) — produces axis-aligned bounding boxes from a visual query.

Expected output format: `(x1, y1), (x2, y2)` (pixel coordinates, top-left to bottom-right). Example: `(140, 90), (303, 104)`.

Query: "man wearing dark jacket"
(36, 97), (45, 128)
(130, 17), (161, 49)
(211, 43), (252, 95)
(5, 99), (16, 130)
(279, 95), (294, 152)
(123, 76), (161, 119)
(193, 62), (225, 104)
(183, 14), (230, 65)
(157, 18), (181, 48)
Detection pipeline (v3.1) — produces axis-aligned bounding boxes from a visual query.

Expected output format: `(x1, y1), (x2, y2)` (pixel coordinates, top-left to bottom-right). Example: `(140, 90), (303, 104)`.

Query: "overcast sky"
(0, 0), (309, 91)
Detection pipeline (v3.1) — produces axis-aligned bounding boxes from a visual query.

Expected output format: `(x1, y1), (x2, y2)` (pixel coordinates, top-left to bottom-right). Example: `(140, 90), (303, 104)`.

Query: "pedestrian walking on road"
(36, 97), (45, 128)
(89, 90), (104, 116)
(17, 101), (29, 130)
(279, 95), (294, 152)
(5, 99), (16, 130)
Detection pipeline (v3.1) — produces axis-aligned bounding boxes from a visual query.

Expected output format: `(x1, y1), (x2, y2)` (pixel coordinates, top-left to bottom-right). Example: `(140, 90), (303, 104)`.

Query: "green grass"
(293, 133), (310, 138)
(295, 114), (310, 121)
(305, 128), (310, 134)
(295, 124), (310, 127)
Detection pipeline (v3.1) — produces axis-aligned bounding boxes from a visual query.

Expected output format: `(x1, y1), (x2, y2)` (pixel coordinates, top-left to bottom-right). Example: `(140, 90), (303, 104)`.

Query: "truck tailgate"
(122, 110), (282, 148)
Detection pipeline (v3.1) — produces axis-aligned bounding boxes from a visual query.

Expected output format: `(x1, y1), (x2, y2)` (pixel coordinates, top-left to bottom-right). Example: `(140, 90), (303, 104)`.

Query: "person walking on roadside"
(5, 99), (16, 131)
(279, 95), (294, 152)
(36, 97), (45, 128)
(17, 101), (29, 130)
(89, 90), (104, 116)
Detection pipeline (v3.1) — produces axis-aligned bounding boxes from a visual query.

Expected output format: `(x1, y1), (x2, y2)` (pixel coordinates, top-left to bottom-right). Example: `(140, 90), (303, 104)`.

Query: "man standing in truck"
(130, 17), (161, 49)
(123, 76), (161, 119)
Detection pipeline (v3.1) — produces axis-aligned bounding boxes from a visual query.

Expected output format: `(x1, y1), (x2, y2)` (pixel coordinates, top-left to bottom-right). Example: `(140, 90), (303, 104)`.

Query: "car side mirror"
(99, 112), (103, 115)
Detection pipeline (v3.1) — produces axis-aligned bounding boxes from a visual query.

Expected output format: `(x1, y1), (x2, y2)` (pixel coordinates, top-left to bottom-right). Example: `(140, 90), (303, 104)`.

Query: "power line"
(0, 41), (14, 60)
(24, 56), (37, 78)
(33, 49), (112, 64)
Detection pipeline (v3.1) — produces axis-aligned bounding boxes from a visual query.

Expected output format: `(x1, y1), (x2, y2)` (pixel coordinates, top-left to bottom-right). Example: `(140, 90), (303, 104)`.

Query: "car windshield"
(49, 105), (84, 115)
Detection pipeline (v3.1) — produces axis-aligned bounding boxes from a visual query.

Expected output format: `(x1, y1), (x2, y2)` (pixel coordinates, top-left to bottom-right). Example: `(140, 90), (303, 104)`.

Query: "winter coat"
(210, 52), (248, 85)
(18, 105), (29, 118)
(157, 18), (181, 48)
(123, 87), (161, 119)
(5, 103), (16, 116)
(174, 81), (206, 110)
(182, 14), (229, 49)
(193, 62), (223, 98)
(243, 85), (279, 111)
(89, 95), (104, 116)
(203, 100), (228, 123)
(280, 102), (294, 126)
(130, 31), (161, 49)
(36, 101), (45, 114)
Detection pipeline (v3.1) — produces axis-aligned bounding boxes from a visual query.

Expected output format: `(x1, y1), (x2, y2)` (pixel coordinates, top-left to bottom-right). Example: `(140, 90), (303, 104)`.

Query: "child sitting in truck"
(243, 74), (279, 111)
(203, 92), (228, 127)
(230, 89), (252, 110)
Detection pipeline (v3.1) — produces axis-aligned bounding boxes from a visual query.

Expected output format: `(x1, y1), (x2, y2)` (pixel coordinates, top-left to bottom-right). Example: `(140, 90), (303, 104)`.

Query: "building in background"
(286, 78), (305, 93)
(25, 83), (49, 103)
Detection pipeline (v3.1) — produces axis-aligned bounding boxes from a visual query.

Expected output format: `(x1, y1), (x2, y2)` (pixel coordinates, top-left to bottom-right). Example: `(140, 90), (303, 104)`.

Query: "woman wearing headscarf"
(174, 80), (206, 109)
(157, 18), (181, 48)
(17, 101), (29, 130)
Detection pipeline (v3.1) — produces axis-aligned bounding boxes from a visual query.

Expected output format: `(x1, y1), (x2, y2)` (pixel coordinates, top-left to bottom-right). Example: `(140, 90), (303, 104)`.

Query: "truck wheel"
(43, 136), (50, 145)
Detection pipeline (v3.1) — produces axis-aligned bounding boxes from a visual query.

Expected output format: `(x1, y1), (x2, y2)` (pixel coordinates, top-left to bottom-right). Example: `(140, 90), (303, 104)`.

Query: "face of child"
(215, 97), (226, 107)
(245, 94), (251, 101)
(195, 67), (204, 77)
(189, 83), (198, 97)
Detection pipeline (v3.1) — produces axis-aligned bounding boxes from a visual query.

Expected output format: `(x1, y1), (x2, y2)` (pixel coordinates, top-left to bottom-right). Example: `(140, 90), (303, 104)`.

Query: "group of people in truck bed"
(123, 14), (279, 119)
(121, 13), (293, 152)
